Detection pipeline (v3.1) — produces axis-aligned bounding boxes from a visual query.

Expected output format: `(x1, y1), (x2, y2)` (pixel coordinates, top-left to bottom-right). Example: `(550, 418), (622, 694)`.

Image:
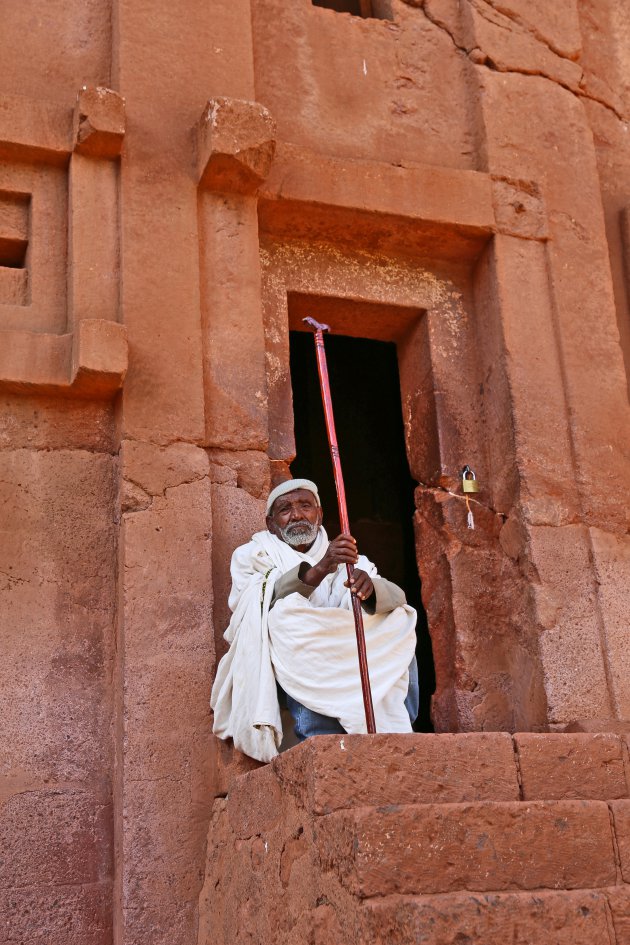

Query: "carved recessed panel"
(0, 190), (30, 306)
(0, 163), (67, 332)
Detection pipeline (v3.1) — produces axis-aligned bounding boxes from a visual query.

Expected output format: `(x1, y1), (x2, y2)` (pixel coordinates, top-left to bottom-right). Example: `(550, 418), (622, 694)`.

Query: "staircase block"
(361, 889), (614, 945)
(272, 733), (520, 813)
(515, 733), (628, 800)
(316, 800), (617, 897)
(610, 800), (630, 883)
(201, 735), (630, 945)
(606, 887), (630, 943)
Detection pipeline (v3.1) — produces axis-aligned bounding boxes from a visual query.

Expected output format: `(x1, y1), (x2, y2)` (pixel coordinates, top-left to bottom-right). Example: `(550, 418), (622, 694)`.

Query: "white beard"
(279, 521), (319, 548)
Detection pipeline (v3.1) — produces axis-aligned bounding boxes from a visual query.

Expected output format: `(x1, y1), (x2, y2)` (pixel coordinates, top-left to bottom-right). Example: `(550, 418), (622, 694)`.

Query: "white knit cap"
(266, 478), (321, 515)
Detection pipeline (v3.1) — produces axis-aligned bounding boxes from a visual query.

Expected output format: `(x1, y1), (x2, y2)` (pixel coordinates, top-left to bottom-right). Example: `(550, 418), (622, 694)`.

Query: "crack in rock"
(418, 0), (624, 122)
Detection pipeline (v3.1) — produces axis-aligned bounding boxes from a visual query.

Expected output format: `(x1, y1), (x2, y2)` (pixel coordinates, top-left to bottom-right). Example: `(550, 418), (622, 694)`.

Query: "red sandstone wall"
(1, 1), (630, 943)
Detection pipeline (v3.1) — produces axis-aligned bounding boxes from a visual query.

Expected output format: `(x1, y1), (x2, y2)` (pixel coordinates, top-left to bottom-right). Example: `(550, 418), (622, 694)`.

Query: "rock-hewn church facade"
(1, 1), (629, 942)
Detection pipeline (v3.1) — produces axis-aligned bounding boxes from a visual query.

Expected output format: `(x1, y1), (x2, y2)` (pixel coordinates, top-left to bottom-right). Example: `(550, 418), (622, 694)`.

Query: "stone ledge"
(207, 733), (264, 799)
(268, 732), (520, 813)
(222, 731), (630, 814)
(0, 93), (72, 164)
(0, 319), (127, 399)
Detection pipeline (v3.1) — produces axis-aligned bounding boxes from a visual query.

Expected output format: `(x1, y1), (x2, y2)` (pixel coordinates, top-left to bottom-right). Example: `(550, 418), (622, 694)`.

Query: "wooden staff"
(303, 316), (377, 734)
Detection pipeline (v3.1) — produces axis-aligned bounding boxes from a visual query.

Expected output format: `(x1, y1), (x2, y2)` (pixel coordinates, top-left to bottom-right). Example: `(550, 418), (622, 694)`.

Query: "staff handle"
(303, 316), (377, 734)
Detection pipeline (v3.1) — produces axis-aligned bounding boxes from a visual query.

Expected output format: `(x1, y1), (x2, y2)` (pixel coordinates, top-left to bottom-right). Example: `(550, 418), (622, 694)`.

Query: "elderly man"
(211, 479), (418, 762)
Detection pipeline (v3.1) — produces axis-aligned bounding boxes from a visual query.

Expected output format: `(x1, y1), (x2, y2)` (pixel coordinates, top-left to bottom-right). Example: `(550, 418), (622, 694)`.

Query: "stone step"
(315, 799), (621, 898)
(270, 733), (520, 812)
(204, 736), (630, 945)
(265, 732), (629, 813)
(359, 888), (627, 945)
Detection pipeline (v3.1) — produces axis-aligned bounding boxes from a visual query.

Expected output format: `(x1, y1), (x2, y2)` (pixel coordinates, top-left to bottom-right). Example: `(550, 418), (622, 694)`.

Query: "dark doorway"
(289, 330), (435, 731)
(312, 0), (373, 17)
(311, 0), (393, 19)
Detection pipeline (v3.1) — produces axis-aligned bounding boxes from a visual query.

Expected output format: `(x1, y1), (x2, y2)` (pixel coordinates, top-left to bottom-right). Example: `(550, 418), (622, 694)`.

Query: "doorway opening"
(311, 0), (393, 20)
(289, 329), (435, 731)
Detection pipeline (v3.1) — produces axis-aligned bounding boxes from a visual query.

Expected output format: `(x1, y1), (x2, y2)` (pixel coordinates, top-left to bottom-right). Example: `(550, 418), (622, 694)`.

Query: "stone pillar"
(68, 86), (125, 329)
(112, 3), (260, 943)
(196, 96), (276, 655)
(462, 0), (630, 728)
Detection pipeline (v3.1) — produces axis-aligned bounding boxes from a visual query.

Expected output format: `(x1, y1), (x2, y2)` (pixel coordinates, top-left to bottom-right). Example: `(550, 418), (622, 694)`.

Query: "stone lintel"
(196, 97), (276, 194)
(261, 143), (495, 231)
(258, 143), (496, 261)
(0, 319), (127, 399)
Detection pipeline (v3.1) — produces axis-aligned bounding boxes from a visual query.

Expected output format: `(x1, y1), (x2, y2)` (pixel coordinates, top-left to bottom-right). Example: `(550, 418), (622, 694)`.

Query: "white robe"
(210, 528), (417, 762)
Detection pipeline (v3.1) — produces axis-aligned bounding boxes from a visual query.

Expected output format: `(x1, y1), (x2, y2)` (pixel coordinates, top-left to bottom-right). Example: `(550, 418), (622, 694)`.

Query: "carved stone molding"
(0, 319), (127, 398)
(73, 86), (125, 159)
(0, 87), (127, 400)
(196, 97), (276, 194)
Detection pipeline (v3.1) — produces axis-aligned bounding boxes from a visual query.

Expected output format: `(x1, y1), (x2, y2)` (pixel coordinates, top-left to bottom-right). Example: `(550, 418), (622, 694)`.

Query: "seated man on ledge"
(211, 478), (419, 762)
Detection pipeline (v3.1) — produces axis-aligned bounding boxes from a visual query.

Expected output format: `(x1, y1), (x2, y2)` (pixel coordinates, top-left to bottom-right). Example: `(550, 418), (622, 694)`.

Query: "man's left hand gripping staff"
(298, 533), (375, 602)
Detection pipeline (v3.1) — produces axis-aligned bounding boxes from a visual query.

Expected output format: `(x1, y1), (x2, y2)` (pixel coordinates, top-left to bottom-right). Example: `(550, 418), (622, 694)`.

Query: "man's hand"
(299, 536), (375, 602)
(344, 568), (374, 603)
(300, 534), (363, 589)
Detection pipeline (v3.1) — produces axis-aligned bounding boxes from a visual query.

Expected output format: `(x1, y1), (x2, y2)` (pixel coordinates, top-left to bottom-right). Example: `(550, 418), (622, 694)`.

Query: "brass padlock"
(462, 465), (479, 494)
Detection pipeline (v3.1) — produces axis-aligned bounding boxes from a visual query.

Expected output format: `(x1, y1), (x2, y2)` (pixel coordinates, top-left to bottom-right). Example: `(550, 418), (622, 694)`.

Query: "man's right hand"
(299, 534), (359, 588)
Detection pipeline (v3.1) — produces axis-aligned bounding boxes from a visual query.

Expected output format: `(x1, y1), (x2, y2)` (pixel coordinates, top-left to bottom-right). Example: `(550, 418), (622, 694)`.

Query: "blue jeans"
(284, 655), (420, 741)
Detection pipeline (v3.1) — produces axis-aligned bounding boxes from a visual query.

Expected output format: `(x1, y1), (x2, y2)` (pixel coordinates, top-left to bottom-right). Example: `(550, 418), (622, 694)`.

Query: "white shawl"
(210, 528), (417, 762)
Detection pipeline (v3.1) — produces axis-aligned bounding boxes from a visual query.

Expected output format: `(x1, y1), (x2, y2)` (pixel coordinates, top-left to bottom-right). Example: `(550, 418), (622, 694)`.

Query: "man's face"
(266, 488), (323, 551)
